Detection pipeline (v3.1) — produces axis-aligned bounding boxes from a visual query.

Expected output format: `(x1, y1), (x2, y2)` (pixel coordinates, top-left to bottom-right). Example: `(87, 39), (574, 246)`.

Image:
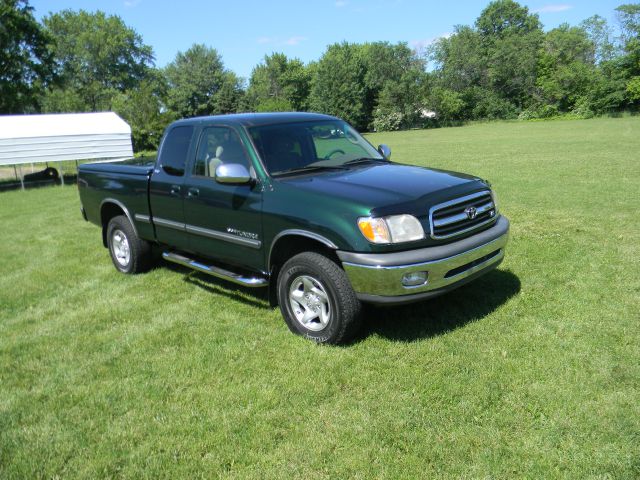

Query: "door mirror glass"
(378, 144), (391, 159)
(215, 163), (252, 185)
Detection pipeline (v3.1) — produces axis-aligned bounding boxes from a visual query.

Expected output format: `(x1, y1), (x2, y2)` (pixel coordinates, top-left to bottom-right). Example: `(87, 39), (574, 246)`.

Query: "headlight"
(357, 214), (424, 244)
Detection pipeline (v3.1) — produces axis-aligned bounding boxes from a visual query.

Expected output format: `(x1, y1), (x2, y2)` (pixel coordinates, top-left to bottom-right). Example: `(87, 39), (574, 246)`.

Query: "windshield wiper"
(342, 157), (387, 166)
(273, 165), (347, 177)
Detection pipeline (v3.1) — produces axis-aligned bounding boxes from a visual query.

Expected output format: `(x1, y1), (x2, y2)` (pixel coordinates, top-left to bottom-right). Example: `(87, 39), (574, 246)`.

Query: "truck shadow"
(163, 261), (271, 309)
(355, 269), (521, 343)
(163, 261), (520, 344)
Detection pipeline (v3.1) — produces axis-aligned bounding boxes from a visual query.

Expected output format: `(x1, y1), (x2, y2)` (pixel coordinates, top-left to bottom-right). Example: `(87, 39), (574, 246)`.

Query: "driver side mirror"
(378, 144), (391, 159)
(215, 164), (252, 185)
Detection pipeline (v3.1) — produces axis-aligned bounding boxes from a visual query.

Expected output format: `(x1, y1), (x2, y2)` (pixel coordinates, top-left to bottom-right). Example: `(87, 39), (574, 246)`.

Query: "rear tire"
(277, 251), (362, 344)
(106, 215), (154, 274)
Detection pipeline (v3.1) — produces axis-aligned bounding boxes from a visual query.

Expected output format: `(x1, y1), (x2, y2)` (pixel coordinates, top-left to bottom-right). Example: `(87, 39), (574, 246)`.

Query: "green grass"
(1, 117), (639, 478)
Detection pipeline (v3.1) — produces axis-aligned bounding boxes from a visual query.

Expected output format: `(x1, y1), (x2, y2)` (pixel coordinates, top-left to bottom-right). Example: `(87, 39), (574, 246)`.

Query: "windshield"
(248, 120), (384, 175)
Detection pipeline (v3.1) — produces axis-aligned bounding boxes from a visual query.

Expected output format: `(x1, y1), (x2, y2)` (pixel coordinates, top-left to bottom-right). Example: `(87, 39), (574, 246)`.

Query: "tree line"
(1, 0), (639, 151)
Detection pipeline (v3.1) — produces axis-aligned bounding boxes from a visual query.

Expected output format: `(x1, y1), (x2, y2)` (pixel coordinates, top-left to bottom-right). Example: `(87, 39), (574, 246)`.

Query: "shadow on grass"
(162, 260), (520, 344)
(357, 269), (521, 343)
(163, 261), (270, 309)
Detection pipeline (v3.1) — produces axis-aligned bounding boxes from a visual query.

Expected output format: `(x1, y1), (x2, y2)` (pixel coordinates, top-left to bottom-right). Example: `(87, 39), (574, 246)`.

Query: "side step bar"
(162, 252), (268, 288)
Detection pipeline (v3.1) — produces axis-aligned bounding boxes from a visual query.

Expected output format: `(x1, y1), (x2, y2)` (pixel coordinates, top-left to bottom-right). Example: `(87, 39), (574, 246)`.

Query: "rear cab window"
(158, 126), (194, 176)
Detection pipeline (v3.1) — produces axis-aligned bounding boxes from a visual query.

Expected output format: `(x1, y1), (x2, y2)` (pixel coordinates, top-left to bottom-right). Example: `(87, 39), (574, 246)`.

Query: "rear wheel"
(106, 215), (154, 273)
(277, 252), (361, 344)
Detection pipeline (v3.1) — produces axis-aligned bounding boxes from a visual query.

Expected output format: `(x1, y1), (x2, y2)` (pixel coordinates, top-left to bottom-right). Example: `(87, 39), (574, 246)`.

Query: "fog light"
(402, 271), (428, 287)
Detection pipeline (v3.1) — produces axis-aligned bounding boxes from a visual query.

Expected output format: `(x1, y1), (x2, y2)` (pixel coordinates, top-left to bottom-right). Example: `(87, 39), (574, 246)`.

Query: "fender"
(268, 229), (338, 270)
(99, 198), (139, 239)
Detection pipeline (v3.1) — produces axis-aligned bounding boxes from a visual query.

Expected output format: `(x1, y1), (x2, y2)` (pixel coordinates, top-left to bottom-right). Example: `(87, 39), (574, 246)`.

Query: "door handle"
(187, 187), (199, 198)
(170, 185), (181, 196)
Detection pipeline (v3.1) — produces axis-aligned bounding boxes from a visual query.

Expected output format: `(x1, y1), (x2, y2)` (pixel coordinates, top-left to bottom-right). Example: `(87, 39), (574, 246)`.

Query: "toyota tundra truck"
(78, 112), (509, 344)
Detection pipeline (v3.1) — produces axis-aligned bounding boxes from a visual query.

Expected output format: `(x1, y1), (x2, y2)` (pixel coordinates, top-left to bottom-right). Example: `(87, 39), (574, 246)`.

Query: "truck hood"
(275, 162), (487, 217)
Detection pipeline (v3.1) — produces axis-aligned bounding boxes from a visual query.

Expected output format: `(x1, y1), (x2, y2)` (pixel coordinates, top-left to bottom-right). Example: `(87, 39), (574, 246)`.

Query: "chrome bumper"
(338, 216), (509, 305)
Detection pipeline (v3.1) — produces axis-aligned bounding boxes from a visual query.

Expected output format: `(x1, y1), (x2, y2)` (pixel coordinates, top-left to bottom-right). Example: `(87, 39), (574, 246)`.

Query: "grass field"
(1, 117), (639, 478)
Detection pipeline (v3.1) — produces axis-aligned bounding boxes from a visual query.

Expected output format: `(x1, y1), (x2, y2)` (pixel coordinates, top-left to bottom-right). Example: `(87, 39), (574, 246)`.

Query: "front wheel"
(277, 252), (361, 344)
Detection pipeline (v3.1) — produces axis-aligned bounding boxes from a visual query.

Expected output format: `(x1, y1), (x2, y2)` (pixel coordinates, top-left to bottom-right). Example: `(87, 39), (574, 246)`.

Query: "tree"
(361, 42), (425, 127)
(0, 0), (54, 113)
(164, 44), (240, 118)
(310, 43), (369, 129)
(214, 71), (244, 114)
(423, 87), (465, 122)
(476, 0), (543, 109)
(111, 73), (173, 151)
(430, 26), (485, 94)
(429, 1), (543, 119)
(627, 75), (640, 101)
(536, 24), (597, 112)
(246, 53), (311, 112)
(580, 15), (617, 64)
(616, 3), (640, 41)
(615, 4), (640, 106)
(43, 9), (154, 112)
(475, 0), (541, 38)
(311, 42), (425, 130)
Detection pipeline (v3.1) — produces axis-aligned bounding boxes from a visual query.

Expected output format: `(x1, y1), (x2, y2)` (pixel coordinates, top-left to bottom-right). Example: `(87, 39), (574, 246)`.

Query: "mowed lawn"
(1, 117), (639, 478)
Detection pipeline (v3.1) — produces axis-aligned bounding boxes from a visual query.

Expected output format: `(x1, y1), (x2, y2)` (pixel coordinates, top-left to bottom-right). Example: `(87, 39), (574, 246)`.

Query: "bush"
(626, 76), (640, 103)
(255, 97), (293, 112)
(465, 88), (518, 120)
(372, 109), (404, 131)
(570, 97), (595, 118)
(537, 104), (559, 118)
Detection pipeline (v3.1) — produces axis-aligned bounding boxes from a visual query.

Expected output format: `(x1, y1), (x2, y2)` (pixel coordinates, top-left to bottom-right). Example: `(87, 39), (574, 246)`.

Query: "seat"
(207, 146), (224, 177)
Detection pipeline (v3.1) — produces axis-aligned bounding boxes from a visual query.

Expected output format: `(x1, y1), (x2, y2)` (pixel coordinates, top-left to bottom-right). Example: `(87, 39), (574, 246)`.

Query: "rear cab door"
(183, 124), (265, 271)
(149, 124), (195, 251)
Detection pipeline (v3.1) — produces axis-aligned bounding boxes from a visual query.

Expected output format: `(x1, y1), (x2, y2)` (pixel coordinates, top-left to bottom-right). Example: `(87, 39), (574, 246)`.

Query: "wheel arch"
(99, 198), (138, 248)
(267, 230), (341, 306)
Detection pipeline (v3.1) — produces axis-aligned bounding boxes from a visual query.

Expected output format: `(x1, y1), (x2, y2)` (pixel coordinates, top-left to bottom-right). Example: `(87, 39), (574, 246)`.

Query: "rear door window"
(158, 126), (194, 176)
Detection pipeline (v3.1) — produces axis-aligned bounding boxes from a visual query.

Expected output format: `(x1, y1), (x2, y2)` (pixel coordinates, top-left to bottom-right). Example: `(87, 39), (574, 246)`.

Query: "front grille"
(429, 190), (497, 240)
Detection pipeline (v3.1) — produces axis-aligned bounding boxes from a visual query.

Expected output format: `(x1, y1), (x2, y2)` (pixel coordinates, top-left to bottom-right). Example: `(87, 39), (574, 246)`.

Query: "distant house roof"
(0, 112), (133, 166)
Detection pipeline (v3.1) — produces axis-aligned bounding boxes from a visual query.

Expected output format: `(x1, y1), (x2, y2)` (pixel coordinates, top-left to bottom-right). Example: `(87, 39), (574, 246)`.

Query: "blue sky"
(29, 0), (624, 79)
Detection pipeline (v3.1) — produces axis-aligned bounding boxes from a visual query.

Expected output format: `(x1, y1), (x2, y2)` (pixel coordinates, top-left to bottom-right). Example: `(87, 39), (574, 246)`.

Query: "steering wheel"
(323, 149), (345, 160)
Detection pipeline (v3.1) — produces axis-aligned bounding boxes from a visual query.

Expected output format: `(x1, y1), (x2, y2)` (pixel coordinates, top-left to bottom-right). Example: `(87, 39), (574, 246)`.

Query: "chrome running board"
(162, 252), (268, 288)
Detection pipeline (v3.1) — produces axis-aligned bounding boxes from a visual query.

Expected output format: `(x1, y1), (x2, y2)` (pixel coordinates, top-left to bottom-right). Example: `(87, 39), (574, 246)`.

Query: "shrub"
(570, 97), (595, 118)
(372, 109), (404, 131)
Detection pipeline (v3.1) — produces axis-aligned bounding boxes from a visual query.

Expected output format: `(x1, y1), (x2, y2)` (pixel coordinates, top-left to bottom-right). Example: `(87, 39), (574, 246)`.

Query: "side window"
(193, 126), (250, 177)
(158, 126), (194, 176)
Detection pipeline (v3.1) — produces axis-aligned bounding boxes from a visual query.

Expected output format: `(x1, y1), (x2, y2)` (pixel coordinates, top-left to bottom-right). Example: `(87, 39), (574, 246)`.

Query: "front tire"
(106, 215), (153, 274)
(277, 252), (362, 344)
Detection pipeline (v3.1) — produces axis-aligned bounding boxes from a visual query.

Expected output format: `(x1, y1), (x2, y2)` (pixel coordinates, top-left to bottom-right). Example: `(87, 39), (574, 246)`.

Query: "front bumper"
(338, 216), (509, 305)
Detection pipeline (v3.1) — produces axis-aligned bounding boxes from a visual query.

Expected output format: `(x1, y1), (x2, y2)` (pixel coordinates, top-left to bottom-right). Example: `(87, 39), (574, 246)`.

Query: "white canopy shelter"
(0, 112), (133, 167)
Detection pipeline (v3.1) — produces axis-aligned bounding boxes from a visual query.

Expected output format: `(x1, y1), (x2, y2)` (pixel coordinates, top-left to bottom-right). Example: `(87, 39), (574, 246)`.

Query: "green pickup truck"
(78, 112), (509, 344)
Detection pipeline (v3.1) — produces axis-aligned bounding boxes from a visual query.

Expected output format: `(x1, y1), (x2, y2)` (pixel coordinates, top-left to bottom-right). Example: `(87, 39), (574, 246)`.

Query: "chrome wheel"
(111, 229), (131, 267)
(288, 275), (331, 331)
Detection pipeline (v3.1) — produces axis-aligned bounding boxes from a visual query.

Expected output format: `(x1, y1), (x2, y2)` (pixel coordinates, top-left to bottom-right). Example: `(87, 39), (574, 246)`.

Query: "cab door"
(183, 125), (264, 270)
(149, 125), (195, 251)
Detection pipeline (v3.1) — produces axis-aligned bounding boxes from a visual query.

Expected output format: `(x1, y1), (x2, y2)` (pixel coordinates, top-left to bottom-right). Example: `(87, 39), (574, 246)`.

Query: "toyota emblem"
(464, 206), (478, 220)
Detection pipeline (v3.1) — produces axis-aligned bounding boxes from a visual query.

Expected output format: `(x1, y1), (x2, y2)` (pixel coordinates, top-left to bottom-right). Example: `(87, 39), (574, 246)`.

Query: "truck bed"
(79, 158), (155, 176)
(78, 159), (155, 243)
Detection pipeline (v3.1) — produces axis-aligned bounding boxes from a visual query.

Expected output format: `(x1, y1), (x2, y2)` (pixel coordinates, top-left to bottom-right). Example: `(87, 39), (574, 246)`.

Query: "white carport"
(0, 112), (133, 188)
